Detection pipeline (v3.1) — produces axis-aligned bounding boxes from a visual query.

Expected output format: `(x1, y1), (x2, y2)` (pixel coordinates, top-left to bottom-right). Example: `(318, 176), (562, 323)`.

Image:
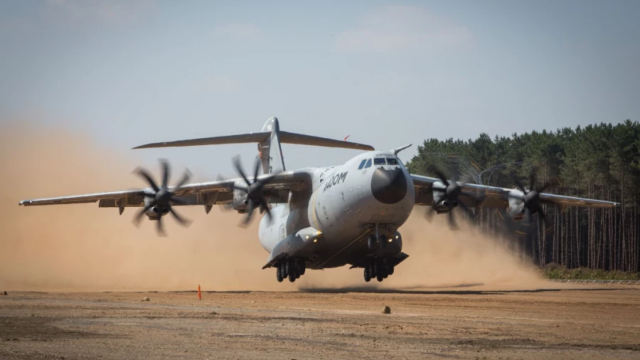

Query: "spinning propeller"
(133, 159), (192, 236)
(427, 166), (484, 229)
(510, 167), (557, 223)
(232, 156), (278, 227)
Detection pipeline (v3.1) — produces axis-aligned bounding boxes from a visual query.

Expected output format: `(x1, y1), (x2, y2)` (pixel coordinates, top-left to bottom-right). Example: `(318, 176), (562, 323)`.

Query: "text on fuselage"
(323, 171), (348, 192)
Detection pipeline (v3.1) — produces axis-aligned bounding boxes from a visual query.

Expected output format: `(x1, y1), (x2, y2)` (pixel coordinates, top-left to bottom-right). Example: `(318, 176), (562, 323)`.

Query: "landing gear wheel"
(364, 267), (371, 282)
(380, 234), (388, 248)
(388, 266), (394, 275)
(368, 262), (376, 279)
(374, 261), (382, 278)
(376, 273), (384, 282)
(281, 262), (288, 278)
(288, 270), (296, 282)
(276, 266), (283, 282)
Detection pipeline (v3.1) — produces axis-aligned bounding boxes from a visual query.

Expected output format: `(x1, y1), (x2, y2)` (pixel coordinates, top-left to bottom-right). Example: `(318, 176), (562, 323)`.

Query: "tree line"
(406, 120), (640, 272)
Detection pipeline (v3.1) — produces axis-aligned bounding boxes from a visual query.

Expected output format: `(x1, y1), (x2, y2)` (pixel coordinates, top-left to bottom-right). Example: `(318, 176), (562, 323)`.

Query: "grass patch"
(542, 263), (640, 281)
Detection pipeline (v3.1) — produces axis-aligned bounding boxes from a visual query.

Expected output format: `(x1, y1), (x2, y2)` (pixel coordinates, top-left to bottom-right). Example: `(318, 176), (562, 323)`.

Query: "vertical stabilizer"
(259, 117), (286, 174)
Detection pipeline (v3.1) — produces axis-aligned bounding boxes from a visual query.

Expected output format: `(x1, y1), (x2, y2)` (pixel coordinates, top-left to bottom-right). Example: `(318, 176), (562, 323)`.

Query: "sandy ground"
(1, 283), (639, 360)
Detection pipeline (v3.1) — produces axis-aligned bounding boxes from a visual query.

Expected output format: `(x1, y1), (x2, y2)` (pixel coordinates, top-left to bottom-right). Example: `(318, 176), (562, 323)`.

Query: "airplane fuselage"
(258, 151), (415, 270)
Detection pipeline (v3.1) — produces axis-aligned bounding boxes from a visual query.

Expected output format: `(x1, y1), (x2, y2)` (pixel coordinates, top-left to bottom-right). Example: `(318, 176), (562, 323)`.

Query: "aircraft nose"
(371, 167), (407, 204)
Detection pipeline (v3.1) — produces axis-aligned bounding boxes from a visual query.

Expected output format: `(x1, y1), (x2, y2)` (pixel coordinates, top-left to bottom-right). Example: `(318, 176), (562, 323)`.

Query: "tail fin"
(133, 117), (374, 174)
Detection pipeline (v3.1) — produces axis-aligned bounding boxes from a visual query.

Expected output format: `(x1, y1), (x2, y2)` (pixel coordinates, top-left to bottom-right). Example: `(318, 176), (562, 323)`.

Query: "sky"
(1, 0), (639, 179)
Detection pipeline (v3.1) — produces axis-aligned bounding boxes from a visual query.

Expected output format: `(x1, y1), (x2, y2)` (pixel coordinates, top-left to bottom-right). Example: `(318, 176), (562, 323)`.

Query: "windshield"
(386, 158), (398, 165)
(374, 158), (386, 165)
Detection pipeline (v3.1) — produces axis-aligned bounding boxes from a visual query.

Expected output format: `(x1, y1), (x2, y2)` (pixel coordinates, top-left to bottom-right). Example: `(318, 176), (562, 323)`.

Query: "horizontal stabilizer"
(133, 131), (374, 151)
(133, 132), (270, 149)
(279, 131), (374, 151)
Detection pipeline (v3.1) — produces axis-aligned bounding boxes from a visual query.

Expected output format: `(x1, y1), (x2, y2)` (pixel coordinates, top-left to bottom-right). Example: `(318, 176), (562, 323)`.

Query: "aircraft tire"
(364, 267), (371, 282)
(281, 263), (288, 278)
(289, 271), (296, 282)
(368, 262), (376, 278)
(376, 273), (384, 282)
(388, 266), (394, 275)
(276, 267), (283, 282)
(374, 261), (382, 278)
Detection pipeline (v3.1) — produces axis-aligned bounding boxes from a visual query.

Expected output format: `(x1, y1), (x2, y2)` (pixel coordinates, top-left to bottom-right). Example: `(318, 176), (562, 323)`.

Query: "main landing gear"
(363, 258), (394, 282)
(276, 258), (306, 283)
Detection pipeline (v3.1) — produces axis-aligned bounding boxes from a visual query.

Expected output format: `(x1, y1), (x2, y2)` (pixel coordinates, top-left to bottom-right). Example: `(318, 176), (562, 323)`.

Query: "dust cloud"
(298, 215), (543, 290)
(0, 123), (542, 292)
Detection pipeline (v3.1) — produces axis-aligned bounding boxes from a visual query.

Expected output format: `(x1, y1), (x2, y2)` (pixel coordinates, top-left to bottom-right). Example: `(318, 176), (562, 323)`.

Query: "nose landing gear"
(276, 258), (306, 283)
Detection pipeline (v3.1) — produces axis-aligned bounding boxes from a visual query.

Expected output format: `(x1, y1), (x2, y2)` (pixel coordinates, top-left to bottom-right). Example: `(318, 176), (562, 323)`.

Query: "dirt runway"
(1, 284), (639, 360)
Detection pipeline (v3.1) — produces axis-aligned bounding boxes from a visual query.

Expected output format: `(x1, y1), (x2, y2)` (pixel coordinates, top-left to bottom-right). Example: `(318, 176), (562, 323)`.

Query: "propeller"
(232, 155), (278, 227)
(133, 159), (192, 236)
(509, 167), (557, 224)
(427, 165), (484, 229)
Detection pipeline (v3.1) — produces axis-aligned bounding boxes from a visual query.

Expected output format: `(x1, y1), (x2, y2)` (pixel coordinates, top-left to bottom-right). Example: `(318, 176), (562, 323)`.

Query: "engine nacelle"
(232, 180), (250, 213)
(143, 197), (166, 220)
(431, 181), (457, 213)
(507, 189), (526, 220)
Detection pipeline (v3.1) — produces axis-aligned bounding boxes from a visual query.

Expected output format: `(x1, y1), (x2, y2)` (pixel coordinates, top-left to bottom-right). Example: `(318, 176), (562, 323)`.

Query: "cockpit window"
(364, 159), (372, 168)
(358, 159), (367, 169)
(386, 158), (398, 165)
(374, 158), (386, 165)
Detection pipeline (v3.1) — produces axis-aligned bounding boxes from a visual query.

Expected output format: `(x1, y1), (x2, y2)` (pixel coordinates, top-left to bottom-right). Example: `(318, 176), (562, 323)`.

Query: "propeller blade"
(253, 157), (261, 183)
(432, 168), (450, 186)
(161, 159), (170, 189)
(514, 177), (527, 194)
(257, 173), (278, 186)
(233, 156), (251, 187)
(135, 168), (160, 192)
(174, 170), (191, 190)
(134, 201), (156, 227)
(528, 168), (537, 191)
(261, 201), (272, 220)
(535, 204), (547, 223)
(241, 202), (255, 226)
(233, 184), (248, 193)
(169, 208), (190, 226)
(156, 216), (166, 237)
(448, 211), (457, 229)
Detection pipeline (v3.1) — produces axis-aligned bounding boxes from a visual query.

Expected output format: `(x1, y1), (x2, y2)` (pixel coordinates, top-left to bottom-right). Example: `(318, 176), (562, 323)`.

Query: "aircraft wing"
(411, 174), (619, 209)
(19, 171), (308, 209)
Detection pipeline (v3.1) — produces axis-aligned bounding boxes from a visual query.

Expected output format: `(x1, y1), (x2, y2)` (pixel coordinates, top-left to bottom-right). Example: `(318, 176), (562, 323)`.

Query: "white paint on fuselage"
(258, 151), (415, 267)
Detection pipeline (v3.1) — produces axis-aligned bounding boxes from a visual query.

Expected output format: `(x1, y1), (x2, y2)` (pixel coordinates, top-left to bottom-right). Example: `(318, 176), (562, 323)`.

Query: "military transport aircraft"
(19, 118), (619, 283)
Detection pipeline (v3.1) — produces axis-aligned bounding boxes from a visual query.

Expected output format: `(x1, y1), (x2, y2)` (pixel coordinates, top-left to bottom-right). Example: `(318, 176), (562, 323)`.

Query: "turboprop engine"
(232, 179), (250, 213)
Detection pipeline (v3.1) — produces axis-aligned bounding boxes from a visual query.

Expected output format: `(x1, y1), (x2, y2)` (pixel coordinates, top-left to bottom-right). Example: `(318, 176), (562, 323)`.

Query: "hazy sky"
(1, 0), (638, 178)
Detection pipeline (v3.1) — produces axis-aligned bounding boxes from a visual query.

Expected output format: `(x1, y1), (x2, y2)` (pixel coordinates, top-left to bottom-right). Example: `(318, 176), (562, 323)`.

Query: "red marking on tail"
(344, 135), (350, 141)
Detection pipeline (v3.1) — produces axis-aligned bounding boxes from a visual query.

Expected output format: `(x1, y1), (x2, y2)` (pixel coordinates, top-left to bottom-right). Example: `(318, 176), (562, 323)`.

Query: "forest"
(405, 120), (640, 273)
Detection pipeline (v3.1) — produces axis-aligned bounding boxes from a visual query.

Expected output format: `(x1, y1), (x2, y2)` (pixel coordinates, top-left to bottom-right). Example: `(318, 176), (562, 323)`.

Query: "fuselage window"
(386, 158), (398, 165)
(374, 158), (386, 165)
(358, 159), (367, 169)
(364, 159), (372, 168)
